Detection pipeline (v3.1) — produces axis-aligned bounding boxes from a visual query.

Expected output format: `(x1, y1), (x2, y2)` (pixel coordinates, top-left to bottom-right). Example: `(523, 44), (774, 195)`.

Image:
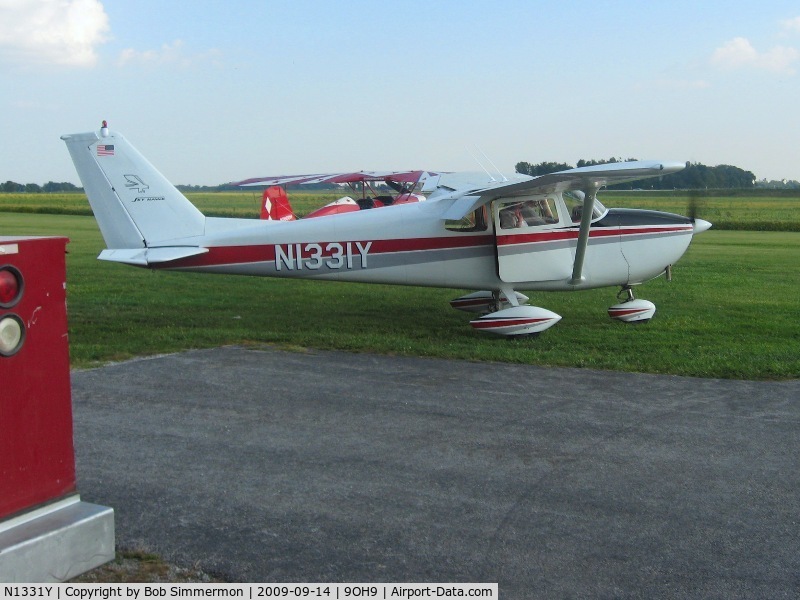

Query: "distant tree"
(576, 157), (638, 168)
(516, 157), (757, 189)
(515, 161), (574, 176)
(755, 178), (800, 189)
(24, 183), (42, 193)
(655, 162), (755, 190)
(43, 181), (80, 192)
(2, 181), (23, 192)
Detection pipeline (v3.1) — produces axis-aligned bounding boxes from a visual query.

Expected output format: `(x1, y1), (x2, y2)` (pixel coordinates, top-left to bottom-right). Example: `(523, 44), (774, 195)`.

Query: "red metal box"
(0, 236), (75, 520)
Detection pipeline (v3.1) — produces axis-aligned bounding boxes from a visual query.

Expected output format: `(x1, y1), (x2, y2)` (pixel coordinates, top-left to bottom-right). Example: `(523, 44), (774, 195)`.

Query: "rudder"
(261, 186), (296, 221)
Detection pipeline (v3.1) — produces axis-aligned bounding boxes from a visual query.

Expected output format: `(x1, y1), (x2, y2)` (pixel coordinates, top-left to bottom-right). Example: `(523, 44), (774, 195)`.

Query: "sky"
(1, 0), (799, 186)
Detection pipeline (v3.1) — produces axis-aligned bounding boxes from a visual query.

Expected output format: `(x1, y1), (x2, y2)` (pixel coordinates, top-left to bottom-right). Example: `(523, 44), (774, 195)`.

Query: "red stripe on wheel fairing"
(608, 308), (649, 317)
(470, 317), (553, 330)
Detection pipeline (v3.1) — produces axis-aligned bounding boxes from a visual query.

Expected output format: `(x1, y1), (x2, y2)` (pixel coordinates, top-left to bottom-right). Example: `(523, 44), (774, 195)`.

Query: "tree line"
(5, 160), (798, 192)
(515, 158), (761, 190)
(2, 181), (82, 193)
(2, 181), (243, 193)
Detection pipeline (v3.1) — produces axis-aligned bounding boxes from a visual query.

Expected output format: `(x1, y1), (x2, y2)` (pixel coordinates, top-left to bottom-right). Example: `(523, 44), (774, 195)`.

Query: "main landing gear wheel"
(608, 286), (656, 323)
(450, 291), (561, 336)
(470, 305), (562, 336)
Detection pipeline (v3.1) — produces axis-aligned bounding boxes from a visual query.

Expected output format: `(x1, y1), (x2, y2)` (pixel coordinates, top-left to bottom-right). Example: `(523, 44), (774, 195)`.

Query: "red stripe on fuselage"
(496, 225), (692, 247)
(161, 234), (495, 269)
(158, 224), (691, 270)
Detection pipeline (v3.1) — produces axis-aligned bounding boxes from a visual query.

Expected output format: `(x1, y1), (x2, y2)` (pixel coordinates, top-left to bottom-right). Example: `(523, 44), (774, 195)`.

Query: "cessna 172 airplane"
(62, 123), (711, 336)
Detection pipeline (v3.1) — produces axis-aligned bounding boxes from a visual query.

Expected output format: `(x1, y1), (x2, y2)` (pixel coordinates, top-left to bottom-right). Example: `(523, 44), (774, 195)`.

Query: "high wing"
(233, 170), (441, 187)
(439, 160), (686, 221)
(477, 160), (686, 198)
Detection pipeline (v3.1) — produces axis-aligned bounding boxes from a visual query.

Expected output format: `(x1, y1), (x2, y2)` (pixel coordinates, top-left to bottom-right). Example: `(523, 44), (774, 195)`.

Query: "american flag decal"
(97, 144), (115, 156)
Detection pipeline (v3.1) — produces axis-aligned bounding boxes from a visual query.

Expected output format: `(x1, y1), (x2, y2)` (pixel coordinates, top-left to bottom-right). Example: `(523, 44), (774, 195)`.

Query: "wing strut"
(569, 186), (598, 285)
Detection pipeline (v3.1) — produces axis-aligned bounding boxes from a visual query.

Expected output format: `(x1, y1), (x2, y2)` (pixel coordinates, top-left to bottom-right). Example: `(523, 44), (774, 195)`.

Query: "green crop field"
(3, 189), (799, 229)
(2, 208), (798, 380)
(0, 191), (346, 219)
(601, 190), (800, 231)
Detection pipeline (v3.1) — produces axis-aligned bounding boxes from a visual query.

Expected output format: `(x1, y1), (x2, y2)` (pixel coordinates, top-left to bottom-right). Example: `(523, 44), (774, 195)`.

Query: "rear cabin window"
(497, 197), (559, 229)
(445, 206), (489, 232)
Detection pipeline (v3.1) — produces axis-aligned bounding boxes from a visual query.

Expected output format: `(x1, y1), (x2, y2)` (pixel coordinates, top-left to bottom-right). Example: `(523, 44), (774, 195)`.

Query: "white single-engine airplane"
(62, 122), (711, 336)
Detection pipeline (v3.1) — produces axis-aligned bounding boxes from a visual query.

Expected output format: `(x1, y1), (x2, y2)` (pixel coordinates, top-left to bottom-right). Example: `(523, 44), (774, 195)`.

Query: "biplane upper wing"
(440, 160), (686, 221)
(233, 170), (441, 187)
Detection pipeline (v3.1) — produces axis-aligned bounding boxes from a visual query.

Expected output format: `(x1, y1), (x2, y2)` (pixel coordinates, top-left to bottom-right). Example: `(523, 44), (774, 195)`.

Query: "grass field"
(3, 210), (798, 380)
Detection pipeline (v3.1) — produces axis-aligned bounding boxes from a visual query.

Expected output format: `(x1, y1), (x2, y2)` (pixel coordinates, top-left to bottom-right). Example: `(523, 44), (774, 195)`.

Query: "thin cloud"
(657, 78), (710, 91)
(0, 0), (110, 68)
(781, 16), (800, 34)
(116, 39), (222, 68)
(632, 78), (711, 92)
(710, 36), (798, 75)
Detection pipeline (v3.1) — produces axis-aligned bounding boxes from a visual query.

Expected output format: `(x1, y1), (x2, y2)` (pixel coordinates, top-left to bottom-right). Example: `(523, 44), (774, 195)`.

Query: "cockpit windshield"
(562, 191), (607, 224)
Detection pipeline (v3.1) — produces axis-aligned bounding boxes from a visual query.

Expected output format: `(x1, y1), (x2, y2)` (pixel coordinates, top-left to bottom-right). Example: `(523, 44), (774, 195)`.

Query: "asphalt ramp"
(71, 346), (800, 598)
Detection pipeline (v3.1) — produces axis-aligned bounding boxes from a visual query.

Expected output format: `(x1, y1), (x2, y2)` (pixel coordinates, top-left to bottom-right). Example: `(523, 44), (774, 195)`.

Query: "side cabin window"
(445, 206), (489, 232)
(497, 197), (559, 230)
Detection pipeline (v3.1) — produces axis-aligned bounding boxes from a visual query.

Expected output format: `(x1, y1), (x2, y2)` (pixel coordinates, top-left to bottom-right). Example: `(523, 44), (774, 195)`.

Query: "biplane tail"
(61, 124), (207, 257)
(261, 186), (296, 221)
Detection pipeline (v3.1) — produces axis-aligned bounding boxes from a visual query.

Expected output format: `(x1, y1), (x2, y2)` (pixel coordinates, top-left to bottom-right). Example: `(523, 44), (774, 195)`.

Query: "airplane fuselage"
(159, 196), (695, 293)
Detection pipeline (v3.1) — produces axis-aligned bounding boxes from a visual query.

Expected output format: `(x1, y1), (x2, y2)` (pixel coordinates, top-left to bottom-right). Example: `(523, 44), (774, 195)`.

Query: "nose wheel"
(609, 286), (656, 323)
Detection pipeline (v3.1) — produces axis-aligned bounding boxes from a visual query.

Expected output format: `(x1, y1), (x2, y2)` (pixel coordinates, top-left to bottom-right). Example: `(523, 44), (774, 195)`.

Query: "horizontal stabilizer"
(98, 247), (208, 266)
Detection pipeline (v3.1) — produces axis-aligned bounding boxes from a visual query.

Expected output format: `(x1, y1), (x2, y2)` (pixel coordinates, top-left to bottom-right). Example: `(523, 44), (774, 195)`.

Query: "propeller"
(688, 190), (712, 234)
(688, 189), (699, 221)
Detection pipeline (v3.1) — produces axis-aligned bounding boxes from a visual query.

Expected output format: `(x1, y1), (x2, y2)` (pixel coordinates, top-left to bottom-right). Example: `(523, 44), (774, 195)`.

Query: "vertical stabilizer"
(61, 126), (206, 248)
(261, 186), (296, 221)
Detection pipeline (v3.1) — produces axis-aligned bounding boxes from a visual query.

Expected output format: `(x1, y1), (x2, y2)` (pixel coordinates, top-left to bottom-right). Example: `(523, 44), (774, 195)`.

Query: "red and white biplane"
(62, 123), (711, 336)
(237, 170), (434, 221)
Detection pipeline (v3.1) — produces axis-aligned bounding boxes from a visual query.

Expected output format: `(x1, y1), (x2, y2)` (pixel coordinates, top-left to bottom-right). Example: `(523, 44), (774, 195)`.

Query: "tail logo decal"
(124, 174), (149, 194)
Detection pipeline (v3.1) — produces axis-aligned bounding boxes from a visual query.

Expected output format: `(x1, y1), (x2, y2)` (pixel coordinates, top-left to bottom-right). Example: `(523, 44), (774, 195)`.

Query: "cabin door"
(493, 196), (573, 284)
